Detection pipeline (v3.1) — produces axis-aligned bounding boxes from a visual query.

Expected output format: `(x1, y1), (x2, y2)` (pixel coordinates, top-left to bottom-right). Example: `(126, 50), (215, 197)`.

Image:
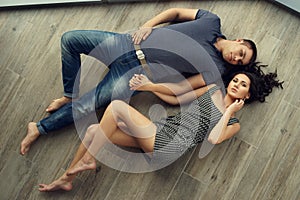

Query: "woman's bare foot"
(66, 156), (96, 176)
(46, 96), (72, 112)
(38, 174), (73, 192)
(20, 122), (40, 155)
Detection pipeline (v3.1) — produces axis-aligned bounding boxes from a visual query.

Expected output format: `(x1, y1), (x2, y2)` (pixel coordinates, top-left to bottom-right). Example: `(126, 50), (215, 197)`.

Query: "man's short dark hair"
(242, 39), (257, 65)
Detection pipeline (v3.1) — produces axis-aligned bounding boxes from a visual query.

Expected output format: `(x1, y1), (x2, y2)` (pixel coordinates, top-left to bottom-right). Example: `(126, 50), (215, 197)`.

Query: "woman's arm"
(132, 8), (198, 44)
(129, 74), (206, 96)
(208, 100), (244, 144)
(152, 86), (210, 105)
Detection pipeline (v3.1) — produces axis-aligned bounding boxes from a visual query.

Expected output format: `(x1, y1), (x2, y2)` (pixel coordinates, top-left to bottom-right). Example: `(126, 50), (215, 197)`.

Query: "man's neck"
(214, 37), (226, 52)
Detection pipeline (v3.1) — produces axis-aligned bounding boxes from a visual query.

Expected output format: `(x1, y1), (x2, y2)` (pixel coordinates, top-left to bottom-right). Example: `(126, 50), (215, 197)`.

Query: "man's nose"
(234, 55), (242, 61)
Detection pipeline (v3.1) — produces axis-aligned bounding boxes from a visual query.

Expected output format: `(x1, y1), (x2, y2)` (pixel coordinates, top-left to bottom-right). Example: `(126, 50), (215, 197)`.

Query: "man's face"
(222, 39), (253, 65)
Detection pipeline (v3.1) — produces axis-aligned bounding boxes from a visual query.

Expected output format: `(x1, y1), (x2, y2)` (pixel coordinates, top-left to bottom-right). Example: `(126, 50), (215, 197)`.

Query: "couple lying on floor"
(19, 7), (283, 192)
(25, 67), (282, 192)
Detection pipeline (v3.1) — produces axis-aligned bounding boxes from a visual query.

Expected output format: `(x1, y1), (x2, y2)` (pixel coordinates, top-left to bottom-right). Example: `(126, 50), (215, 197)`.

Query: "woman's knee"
(103, 100), (127, 121)
(85, 124), (99, 139)
(107, 100), (126, 111)
(111, 100), (130, 114)
(111, 100), (127, 107)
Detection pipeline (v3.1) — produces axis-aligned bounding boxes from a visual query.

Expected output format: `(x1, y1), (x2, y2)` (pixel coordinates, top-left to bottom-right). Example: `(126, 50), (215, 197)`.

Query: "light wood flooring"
(0, 0), (299, 199)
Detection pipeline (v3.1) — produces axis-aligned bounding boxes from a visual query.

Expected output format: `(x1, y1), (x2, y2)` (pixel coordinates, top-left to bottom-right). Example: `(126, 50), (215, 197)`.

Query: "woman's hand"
(131, 27), (153, 45)
(227, 99), (244, 113)
(129, 74), (153, 91)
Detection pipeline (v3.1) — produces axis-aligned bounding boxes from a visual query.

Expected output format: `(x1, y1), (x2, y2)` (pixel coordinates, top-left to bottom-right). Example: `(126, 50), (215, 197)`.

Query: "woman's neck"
(224, 94), (235, 108)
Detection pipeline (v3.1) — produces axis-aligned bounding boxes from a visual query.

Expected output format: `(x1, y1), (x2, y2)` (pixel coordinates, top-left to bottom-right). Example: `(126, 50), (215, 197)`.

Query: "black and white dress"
(150, 86), (239, 166)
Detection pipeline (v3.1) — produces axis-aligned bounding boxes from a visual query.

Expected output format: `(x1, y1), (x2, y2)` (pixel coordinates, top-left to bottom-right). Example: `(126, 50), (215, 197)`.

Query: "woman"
(38, 68), (282, 192)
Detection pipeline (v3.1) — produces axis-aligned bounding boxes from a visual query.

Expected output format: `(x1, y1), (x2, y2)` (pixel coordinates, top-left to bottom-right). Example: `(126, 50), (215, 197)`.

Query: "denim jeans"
(37, 30), (143, 134)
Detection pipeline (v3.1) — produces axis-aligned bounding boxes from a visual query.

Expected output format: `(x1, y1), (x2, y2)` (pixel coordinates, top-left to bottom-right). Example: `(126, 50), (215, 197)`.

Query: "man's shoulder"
(195, 9), (220, 20)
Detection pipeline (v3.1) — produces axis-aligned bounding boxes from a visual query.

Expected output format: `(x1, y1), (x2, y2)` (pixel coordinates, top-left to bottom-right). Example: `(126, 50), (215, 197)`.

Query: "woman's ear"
(245, 92), (250, 99)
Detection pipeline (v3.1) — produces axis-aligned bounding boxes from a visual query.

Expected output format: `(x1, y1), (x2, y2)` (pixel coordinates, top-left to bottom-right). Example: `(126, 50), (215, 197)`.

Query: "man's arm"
(132, 8), (198, 44)
(142, 8), (199, 27)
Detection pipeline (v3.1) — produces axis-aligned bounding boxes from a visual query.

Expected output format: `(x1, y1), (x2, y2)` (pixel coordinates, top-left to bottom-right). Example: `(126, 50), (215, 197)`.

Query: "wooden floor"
(0, 0), (299, 199)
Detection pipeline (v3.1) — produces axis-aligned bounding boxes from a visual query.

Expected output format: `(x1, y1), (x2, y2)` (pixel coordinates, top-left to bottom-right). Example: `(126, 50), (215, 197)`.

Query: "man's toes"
(46, 100), (58, 112)
(20, 139), (29, 155)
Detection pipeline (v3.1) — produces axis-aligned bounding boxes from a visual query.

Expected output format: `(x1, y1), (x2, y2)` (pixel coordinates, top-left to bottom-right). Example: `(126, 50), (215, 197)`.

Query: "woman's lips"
(231, 87), (238, 93)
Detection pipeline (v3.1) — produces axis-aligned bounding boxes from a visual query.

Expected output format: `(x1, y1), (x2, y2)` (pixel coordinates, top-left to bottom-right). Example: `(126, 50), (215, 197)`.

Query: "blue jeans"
(37, 30), (143, 134)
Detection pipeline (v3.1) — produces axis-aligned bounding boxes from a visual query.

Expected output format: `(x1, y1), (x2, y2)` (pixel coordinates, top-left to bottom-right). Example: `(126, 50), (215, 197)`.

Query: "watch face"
(136, 50), (145, 60)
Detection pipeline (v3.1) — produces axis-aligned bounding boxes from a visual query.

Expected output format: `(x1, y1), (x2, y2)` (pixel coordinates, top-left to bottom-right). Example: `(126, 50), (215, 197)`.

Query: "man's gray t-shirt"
(141, 9), (226, 80)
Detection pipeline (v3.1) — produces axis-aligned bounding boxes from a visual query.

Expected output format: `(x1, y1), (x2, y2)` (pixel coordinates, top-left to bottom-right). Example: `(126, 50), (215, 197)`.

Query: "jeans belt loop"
(134, 44), (153, 80)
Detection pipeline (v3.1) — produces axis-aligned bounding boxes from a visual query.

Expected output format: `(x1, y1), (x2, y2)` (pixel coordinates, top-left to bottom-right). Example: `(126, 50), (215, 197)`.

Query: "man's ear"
(236, 38), (244, 43)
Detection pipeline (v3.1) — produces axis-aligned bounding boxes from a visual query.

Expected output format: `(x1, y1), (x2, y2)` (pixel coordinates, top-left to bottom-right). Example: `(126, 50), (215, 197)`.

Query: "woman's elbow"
(208, 127), (240, 145)
(167, 98), (180, 106)
(207, 137), (222, 145)
(170, 100), (180, 106)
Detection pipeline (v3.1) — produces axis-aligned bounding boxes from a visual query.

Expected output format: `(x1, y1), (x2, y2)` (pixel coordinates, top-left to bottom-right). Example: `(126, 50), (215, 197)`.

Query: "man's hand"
(131, 27), (153, 45)
(129, 74), (153, 91)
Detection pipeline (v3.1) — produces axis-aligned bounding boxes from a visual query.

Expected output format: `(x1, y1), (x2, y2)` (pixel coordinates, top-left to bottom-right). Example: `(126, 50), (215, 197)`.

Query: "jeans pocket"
(117, 52), (139, 66)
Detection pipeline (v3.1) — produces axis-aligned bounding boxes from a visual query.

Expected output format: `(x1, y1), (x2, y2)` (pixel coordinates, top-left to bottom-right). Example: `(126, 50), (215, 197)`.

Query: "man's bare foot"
(20, 122), (40, 155)
(46, 96), (72, 112)
(38, 175), (73, 192)
(66, 157), (96, 176)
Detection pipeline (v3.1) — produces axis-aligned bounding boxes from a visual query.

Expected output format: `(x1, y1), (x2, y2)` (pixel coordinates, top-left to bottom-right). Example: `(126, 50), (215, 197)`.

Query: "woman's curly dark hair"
(222, 62), (284, 104)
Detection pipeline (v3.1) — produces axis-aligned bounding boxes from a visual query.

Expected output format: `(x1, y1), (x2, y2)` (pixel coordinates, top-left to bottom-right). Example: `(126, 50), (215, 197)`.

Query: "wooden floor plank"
(0, 1), (299, 199)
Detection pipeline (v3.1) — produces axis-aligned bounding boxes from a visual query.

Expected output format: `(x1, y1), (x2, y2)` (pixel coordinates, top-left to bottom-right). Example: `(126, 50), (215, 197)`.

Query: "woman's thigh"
(107, 100), (157, 152)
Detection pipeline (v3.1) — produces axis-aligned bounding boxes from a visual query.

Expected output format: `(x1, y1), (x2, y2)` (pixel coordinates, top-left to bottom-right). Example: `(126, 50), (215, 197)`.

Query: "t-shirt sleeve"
(195, 9), (219, 20)
(195, 9), (209, 19)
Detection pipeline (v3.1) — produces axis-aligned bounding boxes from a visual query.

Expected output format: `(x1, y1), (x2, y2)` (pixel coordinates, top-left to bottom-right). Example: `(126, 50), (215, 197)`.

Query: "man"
(20, 8), (257, 155)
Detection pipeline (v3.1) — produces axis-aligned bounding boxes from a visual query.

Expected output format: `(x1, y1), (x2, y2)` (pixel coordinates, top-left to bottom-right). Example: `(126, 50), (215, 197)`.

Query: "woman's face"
(227, 73), (251, 100)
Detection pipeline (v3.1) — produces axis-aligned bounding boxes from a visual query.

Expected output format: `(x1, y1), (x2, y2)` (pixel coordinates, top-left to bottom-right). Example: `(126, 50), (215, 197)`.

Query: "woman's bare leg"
(38, 144), (87, 192)
(39, 125), (98, 192)
(38, 174), (73, 192)
(67, 100), (156, 176)
(39, 100), (156, 191)
(38, 124), (142, 192)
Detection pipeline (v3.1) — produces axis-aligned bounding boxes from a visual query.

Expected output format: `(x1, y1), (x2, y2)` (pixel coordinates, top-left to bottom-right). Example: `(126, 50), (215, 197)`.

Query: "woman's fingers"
(228, 99), (244, 112)
(129, 74), (150, 90)
(236, 99), (244, 110)
(129, 75), (142, 89)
